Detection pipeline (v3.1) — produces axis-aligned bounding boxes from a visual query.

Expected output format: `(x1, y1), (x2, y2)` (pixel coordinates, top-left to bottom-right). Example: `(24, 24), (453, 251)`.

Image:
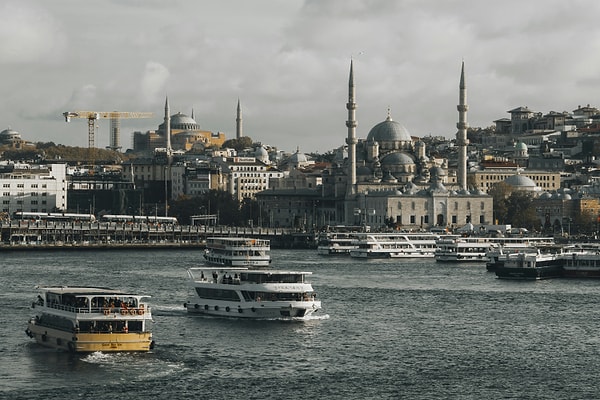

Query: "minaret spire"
(164, 96), (172, 154)
(456, 61), (469, 192)
(236, 98), (243, 139)
(346, 59), (358, 194)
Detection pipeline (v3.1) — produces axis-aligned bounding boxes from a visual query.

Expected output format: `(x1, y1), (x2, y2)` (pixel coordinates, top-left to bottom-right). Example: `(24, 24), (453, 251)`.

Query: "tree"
(221, 137), (253, 151)
(488, 182), (511, 224)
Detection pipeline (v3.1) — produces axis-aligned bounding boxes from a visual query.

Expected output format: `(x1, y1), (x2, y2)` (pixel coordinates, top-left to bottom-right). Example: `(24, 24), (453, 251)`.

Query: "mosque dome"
(381, 152), (415, 166)
(357, 165), (373, 176)
(0, 128), (21, 140)
(539, 192), (553, 199)
(289, 149), (308, 164)
(515, 141), (528, 151)
(255, 146), (269, 163)
(429, 166), (446, 178)
(504, 174), (538, 188)
(170, 113), (200, 130)
(366, 115), (412, 143)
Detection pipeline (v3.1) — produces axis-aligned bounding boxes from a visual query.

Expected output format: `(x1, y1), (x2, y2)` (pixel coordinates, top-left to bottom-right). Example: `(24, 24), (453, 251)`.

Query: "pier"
(0, 221), (317, 251)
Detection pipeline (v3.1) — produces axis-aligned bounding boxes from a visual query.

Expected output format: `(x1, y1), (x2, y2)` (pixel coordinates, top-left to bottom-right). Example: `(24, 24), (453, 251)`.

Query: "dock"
(0, 221), (317, 250)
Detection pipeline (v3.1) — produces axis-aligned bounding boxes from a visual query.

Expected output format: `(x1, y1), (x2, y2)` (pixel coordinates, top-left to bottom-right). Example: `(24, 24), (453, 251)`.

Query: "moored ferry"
(436, 235), (555, 263)
(485, 239), (556, 271)
(184, 267), (321, 319)
(349, 232), (441, 258)
(495, 251), (562, 280)
(203, 237), (271, 267)
(25, 286), (154, 353)
(560, 248), (600, 278)
(317, 231), (359, 255)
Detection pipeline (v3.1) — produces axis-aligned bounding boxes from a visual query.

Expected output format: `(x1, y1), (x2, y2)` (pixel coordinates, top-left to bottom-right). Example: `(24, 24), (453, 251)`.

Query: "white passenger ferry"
(25, 286), (154, 353)
(349, 232), (441, 258)
(203, 237), (271, 267)
(436, 235), (555, 263)
(184, 267), (321, 319)
(317, 231), (359, 255)
(560, 245), (600, 278)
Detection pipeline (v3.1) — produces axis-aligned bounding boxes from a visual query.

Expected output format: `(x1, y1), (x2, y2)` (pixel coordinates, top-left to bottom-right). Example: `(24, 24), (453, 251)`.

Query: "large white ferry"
(349, 232), (441, 258)
(25, 286), (154, 353)
(317, 231), (359, 255)
(203, 237), (271, 267)
(184, 267), (321, 319)
(435, 235), (555, 263)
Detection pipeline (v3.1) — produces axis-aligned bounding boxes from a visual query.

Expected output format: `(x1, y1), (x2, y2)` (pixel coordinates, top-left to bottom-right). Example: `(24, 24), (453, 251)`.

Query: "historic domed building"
(0, 127), (29, 149)
(339, 61), (493, 229)
(133, 98), (226, 153)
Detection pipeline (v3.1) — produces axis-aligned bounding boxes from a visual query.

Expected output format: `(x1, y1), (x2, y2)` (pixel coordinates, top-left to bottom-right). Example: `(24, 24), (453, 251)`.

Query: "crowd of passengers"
(38, 295), (140, 311)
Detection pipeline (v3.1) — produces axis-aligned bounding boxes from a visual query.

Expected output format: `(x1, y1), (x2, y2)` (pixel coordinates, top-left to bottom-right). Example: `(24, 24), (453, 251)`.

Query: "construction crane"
(63, 111), (154, 150)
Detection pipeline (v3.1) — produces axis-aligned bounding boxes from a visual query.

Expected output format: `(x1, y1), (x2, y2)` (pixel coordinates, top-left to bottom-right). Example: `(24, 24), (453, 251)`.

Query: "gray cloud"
(1, 0), (600, 151)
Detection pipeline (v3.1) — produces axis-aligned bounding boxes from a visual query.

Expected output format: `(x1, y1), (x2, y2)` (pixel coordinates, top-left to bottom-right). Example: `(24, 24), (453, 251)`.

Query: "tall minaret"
(346, 60), (358, 195)
(164, 96), (172, 153)
(456, 61), (469, 192)
(236, 99), (243, 139)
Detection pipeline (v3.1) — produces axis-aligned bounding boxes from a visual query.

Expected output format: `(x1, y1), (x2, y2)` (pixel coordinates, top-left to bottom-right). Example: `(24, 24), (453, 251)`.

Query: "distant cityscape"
(1, 62), (599, 236)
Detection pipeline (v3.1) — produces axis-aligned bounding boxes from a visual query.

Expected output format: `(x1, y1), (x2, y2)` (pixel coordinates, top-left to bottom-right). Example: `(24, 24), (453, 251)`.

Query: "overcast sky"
(1, 0), (599, 154)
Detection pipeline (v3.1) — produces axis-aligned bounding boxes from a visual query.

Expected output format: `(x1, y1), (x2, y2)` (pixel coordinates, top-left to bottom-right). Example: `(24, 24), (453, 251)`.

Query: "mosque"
(132, 98), (226, 153)
(336, 60), (494, 229)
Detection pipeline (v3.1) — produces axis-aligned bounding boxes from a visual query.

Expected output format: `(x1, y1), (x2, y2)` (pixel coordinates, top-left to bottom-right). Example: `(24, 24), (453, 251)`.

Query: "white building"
(0, 163), (67, 214)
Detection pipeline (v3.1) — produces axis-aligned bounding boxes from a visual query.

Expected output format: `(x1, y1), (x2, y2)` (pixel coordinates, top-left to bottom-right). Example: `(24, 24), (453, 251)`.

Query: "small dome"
(381, 152), (415, 166)
(430, 166), (446, 177)
(515, 141), (528, 151)
(366, 115), (412, 143)
(539, 192), (553, 199)
(289, 149), (308, 164)
(504, 174), (537, 187)
(255, 146), (269, 163)
(255, 146), (268, 157)
(357, 165), (373, 176)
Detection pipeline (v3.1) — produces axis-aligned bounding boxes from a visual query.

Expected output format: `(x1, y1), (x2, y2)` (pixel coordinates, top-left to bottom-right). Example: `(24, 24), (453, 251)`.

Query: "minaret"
(236, 99), (243, 139)
(456, 61), (469, 192)
(346, 60), (358, 194)
(164, 96), (172, 153)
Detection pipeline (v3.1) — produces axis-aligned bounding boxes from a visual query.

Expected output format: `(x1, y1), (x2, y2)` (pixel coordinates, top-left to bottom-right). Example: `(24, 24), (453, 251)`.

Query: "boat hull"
(185, 300), (321, 319)
(562, 268), (600, 278)
(495, 265), (562, 280)
(26, 321), (153, 352)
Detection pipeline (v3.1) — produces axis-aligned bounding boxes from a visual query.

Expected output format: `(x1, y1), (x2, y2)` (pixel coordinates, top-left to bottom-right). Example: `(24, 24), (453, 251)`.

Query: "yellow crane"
(63, 111), (154, 149)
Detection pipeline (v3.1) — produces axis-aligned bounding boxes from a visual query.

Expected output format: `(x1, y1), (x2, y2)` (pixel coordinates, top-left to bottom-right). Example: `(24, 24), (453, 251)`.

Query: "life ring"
(129, 309), (136, 315)
(137, 309), (144, 315)
(225, 306), (230, 312)
(194, 304), (200, 309)
(214, 306), (219, 311)
(238, 308), (243, 313)
(120, 309), (127, 315)
(25, 328), (33, 338)
(103, 309), (110, 316)
(204, 305), (209, 310)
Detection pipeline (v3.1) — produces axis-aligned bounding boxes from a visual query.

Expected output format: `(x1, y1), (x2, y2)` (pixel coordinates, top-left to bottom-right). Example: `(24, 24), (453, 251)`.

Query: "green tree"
(221, 137), (253, 151)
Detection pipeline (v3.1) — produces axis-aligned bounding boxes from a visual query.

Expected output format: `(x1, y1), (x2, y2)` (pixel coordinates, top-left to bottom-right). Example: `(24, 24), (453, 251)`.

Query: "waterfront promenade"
(0, 221), (316, 250)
